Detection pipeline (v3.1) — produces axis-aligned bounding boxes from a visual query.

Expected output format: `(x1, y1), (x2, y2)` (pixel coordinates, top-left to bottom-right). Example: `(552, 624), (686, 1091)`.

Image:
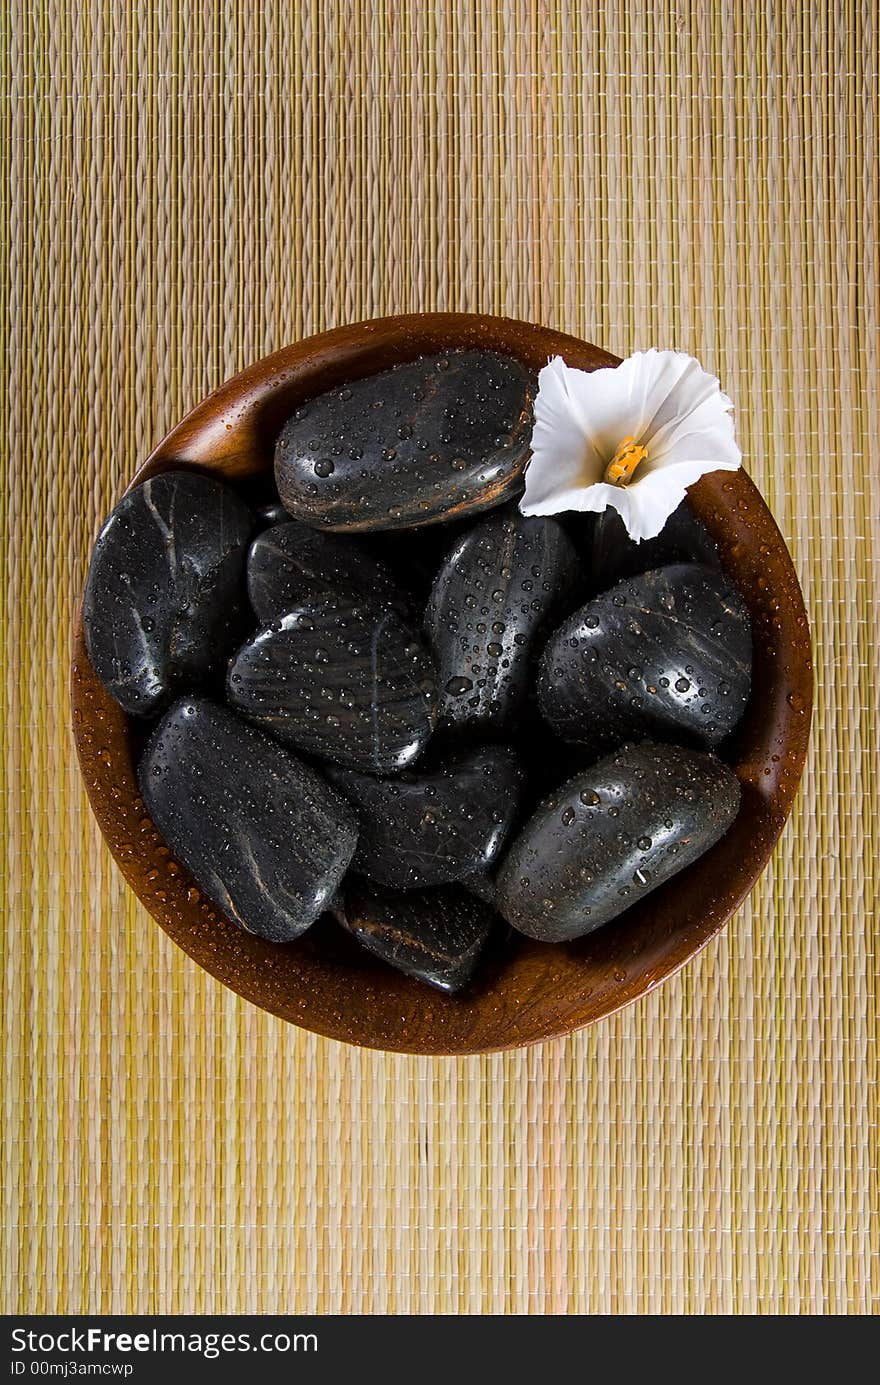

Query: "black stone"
(496, 741), (741, 942)
(326, 745), (524, 890)
(83, 470), (254, 717)
(537, 563), (751, 754)
(274, 350), (536, 532)
(139, 697), (358, 942)
(341, 878), (496, 992)
(247, 520), (406, 624)
(425, 509), (580, 734)
(227, 588), (437, 773)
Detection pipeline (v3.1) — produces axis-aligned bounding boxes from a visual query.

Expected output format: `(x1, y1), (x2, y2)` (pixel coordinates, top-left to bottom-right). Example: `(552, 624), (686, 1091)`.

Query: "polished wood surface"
(70, 313), (813, 1054)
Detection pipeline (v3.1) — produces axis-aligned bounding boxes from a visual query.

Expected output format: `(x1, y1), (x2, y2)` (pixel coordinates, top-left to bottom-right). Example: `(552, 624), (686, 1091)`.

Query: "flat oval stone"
(139, 697), (358, 941)
(247, 520), (405, 624)
(326, 745), (524, 889)
(227, 590), (437, 773)
(274, 350), (536, 531)
(84, 470), (254, 717)
(538, 563), (751, 754)
(341, 878), (496, 992)
(496, 741), (741, 942)
(425, 509), (580, 734)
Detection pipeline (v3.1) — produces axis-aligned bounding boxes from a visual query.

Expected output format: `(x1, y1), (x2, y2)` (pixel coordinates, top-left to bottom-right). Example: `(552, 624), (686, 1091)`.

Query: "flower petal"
(520, 348), (741, 542)
(520, 358), (602, 510)
(521, 479), (614, 518)
(618, 471), (698, 542)
(542, 355), (640, 462)
(593, 479), (683, 543)
(627, 351), (740, 463)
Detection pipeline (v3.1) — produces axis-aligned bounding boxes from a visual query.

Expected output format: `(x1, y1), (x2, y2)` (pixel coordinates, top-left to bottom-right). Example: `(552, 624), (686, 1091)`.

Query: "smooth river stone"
(83, 470), (254, 717)
(538, 563), (752, 755)
(247, 520), (405, 624)
(342, 878), (496, 992)
(425, 509), (580, 734)
(496, 742), (741, 942)
(139, 697), (358, 942)
(326, 745), (524, 890)
(274, 350), (536, 532)
(227, 589), (437, 773)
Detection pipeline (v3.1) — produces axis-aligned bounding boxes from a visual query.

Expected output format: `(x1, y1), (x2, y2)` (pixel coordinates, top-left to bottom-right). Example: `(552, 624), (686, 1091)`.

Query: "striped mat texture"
(2, 1), (878, 1314)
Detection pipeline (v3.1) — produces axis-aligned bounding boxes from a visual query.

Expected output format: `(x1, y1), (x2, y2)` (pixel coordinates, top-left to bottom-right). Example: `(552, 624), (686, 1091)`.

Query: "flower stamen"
(604, 436), (648, 487)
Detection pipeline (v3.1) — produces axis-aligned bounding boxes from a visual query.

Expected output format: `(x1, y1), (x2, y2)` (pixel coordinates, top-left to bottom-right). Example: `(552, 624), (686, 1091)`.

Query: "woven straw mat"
(2, 1), (878, 1314)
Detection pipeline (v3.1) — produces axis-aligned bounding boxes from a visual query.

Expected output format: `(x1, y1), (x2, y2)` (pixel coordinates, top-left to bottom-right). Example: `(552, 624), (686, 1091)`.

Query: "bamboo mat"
(2, 0), (878, 1315)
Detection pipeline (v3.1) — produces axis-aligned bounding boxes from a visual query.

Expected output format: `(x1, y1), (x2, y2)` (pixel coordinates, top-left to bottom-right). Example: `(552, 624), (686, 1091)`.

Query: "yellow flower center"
(604, 436), (648, 486)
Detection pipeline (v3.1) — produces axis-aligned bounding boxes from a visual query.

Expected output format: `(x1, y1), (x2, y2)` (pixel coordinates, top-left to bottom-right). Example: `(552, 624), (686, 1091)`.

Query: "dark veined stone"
(425, 509), (580, 735)
(496, 741), (741, 942)
(326, 745), (524, 889)
(247, 519), (406, 624)
(274, 350), (536, 532)
(341, 878), (497, 992)
(83, 470), (254, 716)
(537, 563), (751, 754)
(139, 697), (358, 942)
(227, 587), (437, 773)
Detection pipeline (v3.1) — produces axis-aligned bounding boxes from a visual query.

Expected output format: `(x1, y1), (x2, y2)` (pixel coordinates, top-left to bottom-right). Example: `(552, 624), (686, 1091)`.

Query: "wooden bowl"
(71, 314), (813, 1054)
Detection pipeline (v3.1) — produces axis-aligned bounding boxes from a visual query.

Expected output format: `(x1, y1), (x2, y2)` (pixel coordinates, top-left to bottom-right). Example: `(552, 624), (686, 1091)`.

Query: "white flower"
(520, 349), (742, 542)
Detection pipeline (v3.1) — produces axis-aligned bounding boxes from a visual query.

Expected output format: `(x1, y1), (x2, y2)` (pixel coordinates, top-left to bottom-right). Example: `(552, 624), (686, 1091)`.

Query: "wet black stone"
(247, 520), (406, 624)
(496, 741), (741, 942)
(83, 470), (254, 717)
(537, 563), (752, 754)
(425, 509), (580, 734)
(326, 745), (524, 890)
(227, 588), (437, 773)
(274, 350), (536, 532)
(341, 878), (496, 992)
(139, 697), (358, 942)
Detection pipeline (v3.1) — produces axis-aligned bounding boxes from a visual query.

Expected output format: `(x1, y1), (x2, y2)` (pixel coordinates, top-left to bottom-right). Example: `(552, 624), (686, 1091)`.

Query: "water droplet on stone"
(445, 676), (473, 696)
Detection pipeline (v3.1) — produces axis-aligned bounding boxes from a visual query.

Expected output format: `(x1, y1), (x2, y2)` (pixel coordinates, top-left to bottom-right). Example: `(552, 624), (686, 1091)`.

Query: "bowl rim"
(70, 312), (813, 1055)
